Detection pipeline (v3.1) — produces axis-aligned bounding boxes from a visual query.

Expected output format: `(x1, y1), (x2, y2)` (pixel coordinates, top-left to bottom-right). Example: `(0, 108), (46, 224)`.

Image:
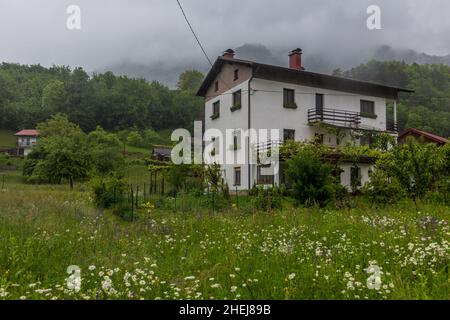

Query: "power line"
(175, 1), (450, 103)
(205, 88), (450, 100)
(175, 0), (235, 93)
(176, 0), (213, 67)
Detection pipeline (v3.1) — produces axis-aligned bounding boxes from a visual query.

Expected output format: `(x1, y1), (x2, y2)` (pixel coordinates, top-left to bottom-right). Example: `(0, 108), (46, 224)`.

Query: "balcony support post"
(393, 100), (397, 126)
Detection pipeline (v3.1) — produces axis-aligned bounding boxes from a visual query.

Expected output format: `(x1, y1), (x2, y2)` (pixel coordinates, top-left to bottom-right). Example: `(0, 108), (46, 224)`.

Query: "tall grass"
(0, 178), (448, 300)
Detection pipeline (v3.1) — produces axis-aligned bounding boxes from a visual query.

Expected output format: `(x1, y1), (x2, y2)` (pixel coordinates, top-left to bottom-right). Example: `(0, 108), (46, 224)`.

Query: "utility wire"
(175, 2), (449, 103)
(176, 0), (235, 93)
(176, 0), (213, 67)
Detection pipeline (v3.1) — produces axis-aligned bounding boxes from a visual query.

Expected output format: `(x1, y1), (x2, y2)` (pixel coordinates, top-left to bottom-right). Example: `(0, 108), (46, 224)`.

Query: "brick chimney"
(222, 49), (235, 59)
(289, 48), (304, 71)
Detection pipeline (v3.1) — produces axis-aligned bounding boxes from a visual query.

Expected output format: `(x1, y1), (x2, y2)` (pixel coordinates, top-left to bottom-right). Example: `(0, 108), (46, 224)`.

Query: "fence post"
(136, 185), (139, 209)
(130, 185), (134, 219)
(1, 174), (5, 190)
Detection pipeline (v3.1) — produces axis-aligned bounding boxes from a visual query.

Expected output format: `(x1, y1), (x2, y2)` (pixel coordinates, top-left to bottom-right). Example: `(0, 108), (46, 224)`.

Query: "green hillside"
(0, 130), (15, 148)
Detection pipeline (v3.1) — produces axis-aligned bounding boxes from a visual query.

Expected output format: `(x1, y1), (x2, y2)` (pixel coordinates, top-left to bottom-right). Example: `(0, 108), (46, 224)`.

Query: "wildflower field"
(0, 179), (448, 300)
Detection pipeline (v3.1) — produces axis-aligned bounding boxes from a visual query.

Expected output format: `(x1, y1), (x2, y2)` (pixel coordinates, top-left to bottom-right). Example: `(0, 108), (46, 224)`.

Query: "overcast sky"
(1, 0), (449, 78)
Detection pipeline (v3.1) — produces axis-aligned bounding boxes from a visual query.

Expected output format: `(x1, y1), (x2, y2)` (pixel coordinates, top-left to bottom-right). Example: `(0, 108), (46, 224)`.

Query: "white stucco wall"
(250, 78), (388, 141)
(204, 80), (251, 191)
(204, 77), (388, 191)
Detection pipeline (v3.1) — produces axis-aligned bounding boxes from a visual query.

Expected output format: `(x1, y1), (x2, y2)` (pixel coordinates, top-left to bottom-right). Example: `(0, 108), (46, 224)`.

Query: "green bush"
(111, 202), (136, 221)
(362, 169), (404, 206)
(251, 186), (282, 211)
(380, 139), (445, 203)
(90, 175), (127, 208)
(285, 146), (337, 207)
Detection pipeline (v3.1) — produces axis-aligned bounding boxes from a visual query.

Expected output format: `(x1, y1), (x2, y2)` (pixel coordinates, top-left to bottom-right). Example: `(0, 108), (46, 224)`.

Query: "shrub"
(251, 186), (282, 211)
(111, 202), (136, 221)
(380, 139), (445, 204)
(285, 146), (337, 207)
(126, 131), (144, 147)
(362, 169), (404, 206)
(90, 175), (127, 208)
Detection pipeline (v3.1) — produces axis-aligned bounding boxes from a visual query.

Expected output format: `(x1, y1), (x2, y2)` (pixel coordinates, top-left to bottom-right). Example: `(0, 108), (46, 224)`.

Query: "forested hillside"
(0, 63), (203, 132)
(336, 60), (450, 137)
(0, 61), (449, 138)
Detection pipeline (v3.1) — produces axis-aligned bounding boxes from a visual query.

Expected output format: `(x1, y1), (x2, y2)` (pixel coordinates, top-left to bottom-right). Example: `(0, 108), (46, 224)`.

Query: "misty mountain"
(373, 45), (450, 65)
(98, 44), (450, 87)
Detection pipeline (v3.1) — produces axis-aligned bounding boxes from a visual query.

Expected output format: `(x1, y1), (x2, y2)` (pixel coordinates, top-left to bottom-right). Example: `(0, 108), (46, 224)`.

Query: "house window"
(316, 94), (324, 108)
(211, 137), (219, 156)
(283, 129), (296, 141)
(257, 165), (274, 185)
(360, 100), (376, 117)
(211, 101), (220, 119)
(234, 167), (241, 186)
(232, 134), (240, 151)
(283, 89), (296, 108)
(232, 90), (242, 110)
(234, 69), (239, 81)
(351, 166), (362, 188)
(214, 81), (219, 92)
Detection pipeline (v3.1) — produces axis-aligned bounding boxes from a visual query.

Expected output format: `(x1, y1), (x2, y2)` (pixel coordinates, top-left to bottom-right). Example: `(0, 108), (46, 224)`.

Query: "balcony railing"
(308, 108), (361, 128)
(255, 140), (282, 154)
(17, 142), (37, 148)
(386, 121), (398, 133)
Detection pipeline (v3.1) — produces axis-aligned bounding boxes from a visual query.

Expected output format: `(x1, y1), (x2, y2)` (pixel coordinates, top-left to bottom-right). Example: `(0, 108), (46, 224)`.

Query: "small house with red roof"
(398, 128), (449, 146)
(14, 129), (39, 156)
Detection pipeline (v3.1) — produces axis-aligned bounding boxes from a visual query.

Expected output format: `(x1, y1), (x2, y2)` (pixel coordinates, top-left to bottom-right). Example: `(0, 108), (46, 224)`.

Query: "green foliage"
(0, 153), (12, 169)
(24, 116), (124, 188)
(283, 102), (298, 109)
(88, 127), (125, 177)
(177, 70), (204, 93)
(205, 163), (224, 194)
(371, 133), (396, 152)
(285, 146), (337, 207)
(251, 186), (283, 211)
(362, 169), (404, 206)
(345, 61), (450, 137)
(0, 63), (204, 132)
(26, 114), (92, 188)
(126, 131), (144, 148)
(90, 175), (127, 209)
(380, 139), (445, 203)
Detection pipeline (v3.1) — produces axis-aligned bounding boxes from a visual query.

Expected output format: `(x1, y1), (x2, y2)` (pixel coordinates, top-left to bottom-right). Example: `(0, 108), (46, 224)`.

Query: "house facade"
(197, 49), (412, 191)
(14, 130), (39, 156)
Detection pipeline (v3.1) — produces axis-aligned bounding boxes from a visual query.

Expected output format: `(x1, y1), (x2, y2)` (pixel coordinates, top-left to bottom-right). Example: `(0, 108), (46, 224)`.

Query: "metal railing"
(308, 108), (361, 128)
(386, 121), (398, 133)
(255, 140), (282, 154)
(17, 142), (36, 148)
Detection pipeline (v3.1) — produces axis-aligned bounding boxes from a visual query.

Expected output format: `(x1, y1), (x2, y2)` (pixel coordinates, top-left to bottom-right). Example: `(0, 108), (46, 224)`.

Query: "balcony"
(255, 140), (282, 154)
(308, 108), (361, 129)
(386, 120), (398, 133)
(17, 141), (37, 148)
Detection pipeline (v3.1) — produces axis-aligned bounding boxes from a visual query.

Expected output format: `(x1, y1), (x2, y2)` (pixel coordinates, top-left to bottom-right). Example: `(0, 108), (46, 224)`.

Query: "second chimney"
(222, 49), (235, 59)
(289, 48), (303, 71)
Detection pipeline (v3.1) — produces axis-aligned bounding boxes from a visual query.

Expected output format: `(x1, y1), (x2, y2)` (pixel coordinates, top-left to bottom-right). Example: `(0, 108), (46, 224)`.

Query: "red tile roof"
(398, 128), (449, 145)
(14, 130), (39, 137)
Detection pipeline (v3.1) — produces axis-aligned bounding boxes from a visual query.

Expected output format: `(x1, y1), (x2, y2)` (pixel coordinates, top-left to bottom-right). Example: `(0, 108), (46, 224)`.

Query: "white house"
(14, 130), (39, 156)
(196, 48), (412, 191)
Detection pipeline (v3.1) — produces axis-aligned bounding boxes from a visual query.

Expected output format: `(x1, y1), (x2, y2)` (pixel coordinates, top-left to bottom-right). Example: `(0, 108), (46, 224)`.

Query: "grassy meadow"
(0, 167), (448, 300)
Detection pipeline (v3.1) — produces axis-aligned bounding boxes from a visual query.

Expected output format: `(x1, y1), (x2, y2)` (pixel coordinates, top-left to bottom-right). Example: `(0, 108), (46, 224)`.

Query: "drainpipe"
(247, 75), (253, 191)
(393, 100), (397, 130)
